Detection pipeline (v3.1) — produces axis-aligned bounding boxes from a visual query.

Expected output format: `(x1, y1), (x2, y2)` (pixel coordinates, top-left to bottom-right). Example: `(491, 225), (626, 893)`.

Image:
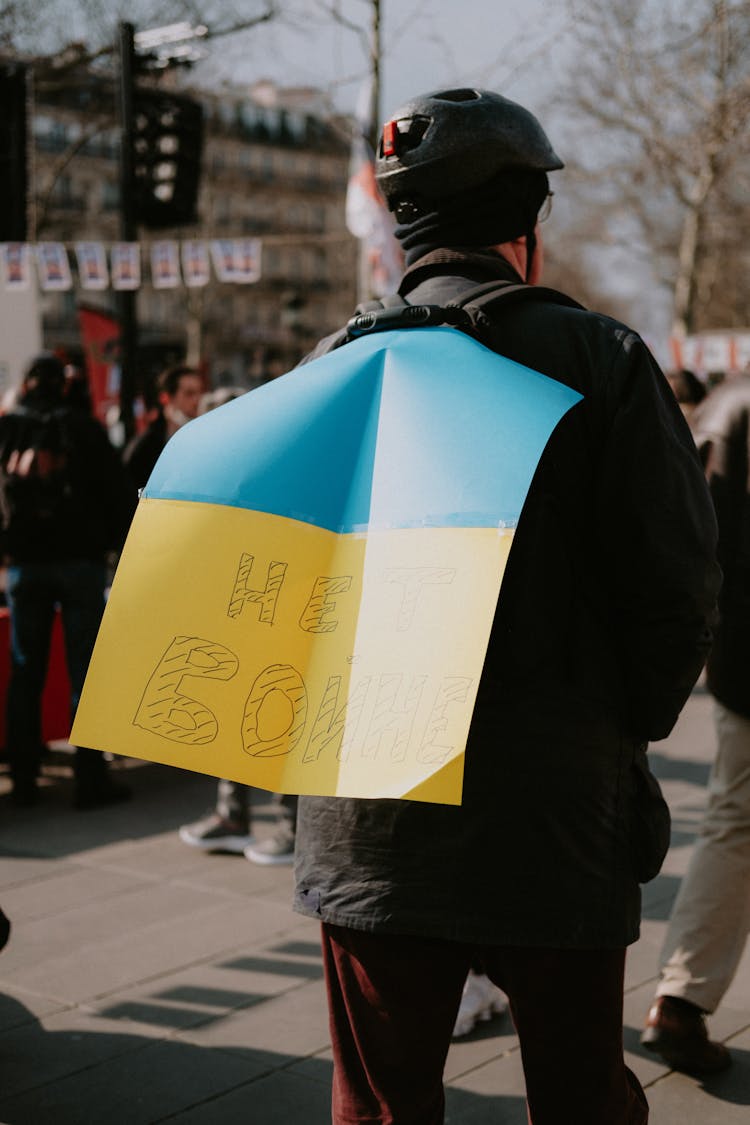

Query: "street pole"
(117, 20), (138, 442)
(368, 0), (381, 153)
(357, 0), (382, 302)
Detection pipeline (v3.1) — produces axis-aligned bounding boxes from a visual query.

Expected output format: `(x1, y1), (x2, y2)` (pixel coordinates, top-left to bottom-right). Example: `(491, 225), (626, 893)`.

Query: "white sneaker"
(244, 820), (296, 866)
(178, 811), (254, 854)
(452, 972), (508, 1038)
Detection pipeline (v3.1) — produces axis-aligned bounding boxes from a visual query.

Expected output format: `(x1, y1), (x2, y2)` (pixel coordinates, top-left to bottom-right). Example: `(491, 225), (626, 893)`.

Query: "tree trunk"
(671, 163), (716, 338)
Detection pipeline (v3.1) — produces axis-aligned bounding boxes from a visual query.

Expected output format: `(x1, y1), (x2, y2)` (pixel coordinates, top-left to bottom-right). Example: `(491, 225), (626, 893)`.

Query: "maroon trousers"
(321, 923), (648, 1125)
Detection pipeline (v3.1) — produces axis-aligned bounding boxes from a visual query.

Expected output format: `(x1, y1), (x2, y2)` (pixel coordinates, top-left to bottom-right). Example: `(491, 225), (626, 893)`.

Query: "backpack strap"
(345, 279), (585, 341)
(448, 278), (584, 325)
(354, 294), (409, 315)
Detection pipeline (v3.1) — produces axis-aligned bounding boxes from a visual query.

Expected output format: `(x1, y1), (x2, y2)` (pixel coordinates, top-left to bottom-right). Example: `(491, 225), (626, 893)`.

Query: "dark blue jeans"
(5, 558), (107, 788)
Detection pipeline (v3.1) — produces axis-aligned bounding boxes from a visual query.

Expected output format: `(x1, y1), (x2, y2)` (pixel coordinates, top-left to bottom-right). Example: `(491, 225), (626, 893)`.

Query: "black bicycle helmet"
(375, 88), (563, 212)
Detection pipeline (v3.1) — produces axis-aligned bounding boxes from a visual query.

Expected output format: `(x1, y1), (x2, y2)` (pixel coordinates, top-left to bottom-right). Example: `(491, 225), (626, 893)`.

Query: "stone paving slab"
(174, 977), (329, 1062)
(0, 1035), (264, 1125)
(0, 853), (79, 890)
(645, 1028), (750, 1125)
(444, 1016), (520, 1084)
(162, 1066), (333, 1124)
(0, 1004), (173, 1100)
(0, 984), (71, 1031)
(84, 946), (317, 1036)
(1, 894), (297, 1003)
(443, 1048), (530, 1124)
(0, 863), (147, 922)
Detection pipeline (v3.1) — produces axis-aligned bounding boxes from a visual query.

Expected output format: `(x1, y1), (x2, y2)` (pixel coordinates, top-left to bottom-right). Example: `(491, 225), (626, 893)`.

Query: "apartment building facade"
(30, 70), (358, 391)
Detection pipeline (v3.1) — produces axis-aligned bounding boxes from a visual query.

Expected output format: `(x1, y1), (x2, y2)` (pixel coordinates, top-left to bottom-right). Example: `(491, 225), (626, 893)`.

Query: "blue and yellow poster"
(72, 327), (581, 805)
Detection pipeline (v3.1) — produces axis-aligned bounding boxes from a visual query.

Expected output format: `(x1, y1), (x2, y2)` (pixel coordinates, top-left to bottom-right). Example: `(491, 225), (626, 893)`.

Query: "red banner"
(77, 305), (120, 427)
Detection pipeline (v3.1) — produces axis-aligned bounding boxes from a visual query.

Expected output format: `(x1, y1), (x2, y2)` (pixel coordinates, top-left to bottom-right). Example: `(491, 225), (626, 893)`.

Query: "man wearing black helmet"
(293, 89), (720, 1124)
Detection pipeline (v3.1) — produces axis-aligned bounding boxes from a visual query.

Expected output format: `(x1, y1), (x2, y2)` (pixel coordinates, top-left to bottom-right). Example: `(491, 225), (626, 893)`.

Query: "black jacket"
(122, 414), (168, 492)
(0, 395), (137, 563)
(691, 374), (750, 718)
(294, 251), (720, 949)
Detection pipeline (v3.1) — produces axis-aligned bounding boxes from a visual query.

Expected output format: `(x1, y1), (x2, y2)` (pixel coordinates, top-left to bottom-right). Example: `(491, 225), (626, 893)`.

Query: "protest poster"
(73, 327), (581, 805)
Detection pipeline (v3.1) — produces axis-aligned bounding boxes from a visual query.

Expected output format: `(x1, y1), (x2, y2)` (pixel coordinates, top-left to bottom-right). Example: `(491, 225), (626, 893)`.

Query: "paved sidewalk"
(0, 690), (748, 1123)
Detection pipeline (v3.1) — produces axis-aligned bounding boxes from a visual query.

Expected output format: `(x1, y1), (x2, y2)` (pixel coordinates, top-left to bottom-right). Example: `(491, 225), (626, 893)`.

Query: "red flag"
(346, 132), (403, 298)
(77, 305), (121, 426)
(346, 82), (403, 299)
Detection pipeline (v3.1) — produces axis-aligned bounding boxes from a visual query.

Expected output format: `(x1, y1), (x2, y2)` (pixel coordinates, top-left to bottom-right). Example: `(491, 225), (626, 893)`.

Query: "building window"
(101, 180), (119, 210)
(214, 195), (232, 225)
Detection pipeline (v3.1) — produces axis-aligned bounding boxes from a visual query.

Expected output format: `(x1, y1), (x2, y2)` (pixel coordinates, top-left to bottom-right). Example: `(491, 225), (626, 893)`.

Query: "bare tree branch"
(561, 0), (750, 335)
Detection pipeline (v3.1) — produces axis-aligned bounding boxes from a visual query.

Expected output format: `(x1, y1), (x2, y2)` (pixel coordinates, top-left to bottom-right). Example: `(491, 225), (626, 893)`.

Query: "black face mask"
(394, 169), (548, 269)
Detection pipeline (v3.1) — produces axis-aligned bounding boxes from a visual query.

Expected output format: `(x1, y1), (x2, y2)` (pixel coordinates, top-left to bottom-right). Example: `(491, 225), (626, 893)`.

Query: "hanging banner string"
(0, 232), (353, 293)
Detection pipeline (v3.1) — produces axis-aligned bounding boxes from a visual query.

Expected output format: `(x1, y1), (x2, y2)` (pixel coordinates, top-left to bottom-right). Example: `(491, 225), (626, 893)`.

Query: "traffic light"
(131, 89), (203, 228)
(0, 62), (28, 241)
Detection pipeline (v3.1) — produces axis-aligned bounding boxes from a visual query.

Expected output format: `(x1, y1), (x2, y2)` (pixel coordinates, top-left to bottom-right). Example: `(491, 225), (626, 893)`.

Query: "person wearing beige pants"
(643, 373), (750, 1076)
(656, 701), (750, 1012)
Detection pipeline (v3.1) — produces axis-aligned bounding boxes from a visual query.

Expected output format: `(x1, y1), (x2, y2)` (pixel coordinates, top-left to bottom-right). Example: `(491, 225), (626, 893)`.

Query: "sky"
(177, 0), (674, 347)
(192, 0), (572, 122)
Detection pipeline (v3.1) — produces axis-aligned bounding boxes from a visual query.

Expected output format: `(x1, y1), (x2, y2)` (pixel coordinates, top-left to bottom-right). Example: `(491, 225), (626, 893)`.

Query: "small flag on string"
(36, 242), (72, 291)
(111, 243), (141, 291)
(233, 238), (262, 284)
(1, 242), (32, 290)
(181, 240), (211, 288)
(210, 239), (238, 283)
(75, 242), (109, 290)
(151, 240), (181, 289)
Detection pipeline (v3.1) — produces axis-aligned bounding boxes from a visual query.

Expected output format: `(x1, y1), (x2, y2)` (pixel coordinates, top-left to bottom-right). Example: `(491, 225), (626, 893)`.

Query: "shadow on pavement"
(697, 1054), (750, 1106)
(641, 872), (683, 922)
(445, 1088), (528, 1123)
(623, 1024), (750, 1106)
(0, 762), (279, 861)
(648, 750), (711, 789)
(0, 991), (530, 1125)
(0, 990), (324, 1124)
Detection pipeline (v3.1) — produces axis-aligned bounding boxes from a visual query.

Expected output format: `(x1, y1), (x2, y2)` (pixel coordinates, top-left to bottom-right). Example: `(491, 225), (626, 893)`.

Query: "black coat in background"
(122, 413), (168, 493)
(0, 395), (136, 564)
(294, 251), (720, 949)
(691, 374), (750, 720)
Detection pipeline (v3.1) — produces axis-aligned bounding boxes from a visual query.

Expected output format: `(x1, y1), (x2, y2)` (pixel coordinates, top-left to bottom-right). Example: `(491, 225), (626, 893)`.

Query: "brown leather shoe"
(641, 995), (731, 1076)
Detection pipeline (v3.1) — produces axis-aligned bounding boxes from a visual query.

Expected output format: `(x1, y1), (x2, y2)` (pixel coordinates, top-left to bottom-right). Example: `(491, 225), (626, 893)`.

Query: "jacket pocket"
(629, 746), (671, 883)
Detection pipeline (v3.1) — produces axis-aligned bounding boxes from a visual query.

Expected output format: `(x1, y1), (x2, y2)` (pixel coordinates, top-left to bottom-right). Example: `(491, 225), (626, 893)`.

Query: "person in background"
(0, 353), (137, 808)
(179, 788), (298, 866)
(293, 88), (720, 1125)
(642, 372), (750, 1076)
(122, 364), (202, 491)
(451, 967), (507, 1038)
(63, 364), (94, 415)
(666, 368), (707, 422)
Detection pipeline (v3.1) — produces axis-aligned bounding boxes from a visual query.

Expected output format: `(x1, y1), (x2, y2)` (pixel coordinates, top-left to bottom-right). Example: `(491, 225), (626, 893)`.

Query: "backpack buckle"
(346, 303), (448, 337)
